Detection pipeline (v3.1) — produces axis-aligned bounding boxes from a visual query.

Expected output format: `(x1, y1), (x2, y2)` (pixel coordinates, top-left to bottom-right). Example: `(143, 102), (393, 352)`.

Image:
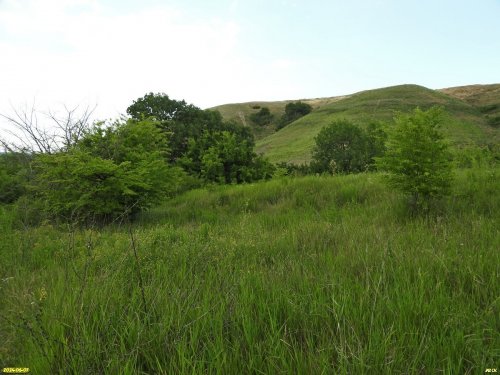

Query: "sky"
(1, 0), (499, 135)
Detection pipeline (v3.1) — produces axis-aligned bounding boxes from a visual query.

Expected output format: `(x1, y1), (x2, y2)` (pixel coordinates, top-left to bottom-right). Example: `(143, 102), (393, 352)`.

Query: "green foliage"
(452, 145), (496, 168)
(127, 93), (272, 185)
(479, 103), (499, 113)
(181, 130), (274, 184)
(30, 119), (180, 223)
(365, 121), (387, 168)
(277, 101), (312, 129)
(127, 94), (272, 187)
(126, 92), (198, 122)
(275, 161), (311, 176)
(249, 107), (274, 126)
(127, 92), (223, 161)
(377, 107), (453, 209)
(0, 152), (29, 203)
(311, 120), (375, 174)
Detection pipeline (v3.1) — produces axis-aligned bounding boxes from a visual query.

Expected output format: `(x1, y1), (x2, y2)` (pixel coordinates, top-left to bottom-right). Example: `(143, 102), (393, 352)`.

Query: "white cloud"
(0, 0), (248, 136)
(0, 0), (307, 144)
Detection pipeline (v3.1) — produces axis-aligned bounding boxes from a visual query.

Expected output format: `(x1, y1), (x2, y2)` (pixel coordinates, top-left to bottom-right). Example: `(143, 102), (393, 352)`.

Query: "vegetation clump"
(127, 92), (274, 184)
(310, 120), (386, 174)
(377, 106), (453, 210)
(31, 118), (181, 223)
(249, 107), (274, 126)
(277, 101), (312, 129)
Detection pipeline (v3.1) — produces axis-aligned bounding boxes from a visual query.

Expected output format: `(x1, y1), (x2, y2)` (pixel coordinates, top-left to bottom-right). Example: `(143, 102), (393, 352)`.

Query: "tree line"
(0, 93), (274, 223)
(1, 92), (474, 223)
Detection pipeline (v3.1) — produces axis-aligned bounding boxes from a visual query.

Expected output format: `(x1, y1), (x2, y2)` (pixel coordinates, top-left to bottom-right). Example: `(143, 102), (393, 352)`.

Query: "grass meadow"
(1, 167), (499, 374)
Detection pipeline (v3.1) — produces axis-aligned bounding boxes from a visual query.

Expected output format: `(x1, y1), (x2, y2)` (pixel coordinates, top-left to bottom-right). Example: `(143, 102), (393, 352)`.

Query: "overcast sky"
(1, 0), (499, 132)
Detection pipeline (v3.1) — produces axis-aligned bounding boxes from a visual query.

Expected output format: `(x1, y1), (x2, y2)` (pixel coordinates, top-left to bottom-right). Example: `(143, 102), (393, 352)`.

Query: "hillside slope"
(212, 96), (348, 140)
(212, 84), (499, 164)
(439, 84), (500, 128)
(253, 84), (499, 164)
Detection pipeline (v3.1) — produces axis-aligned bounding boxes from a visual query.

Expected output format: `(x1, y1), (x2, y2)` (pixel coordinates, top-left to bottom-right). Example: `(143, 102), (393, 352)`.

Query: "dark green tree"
(311, 120), (369, 174)
(376, 107), (453, 209)
(249, 107), (274, 126)
(278, 101), (312, 129)
(127, 92), (221, 162)
(127, 93), (256, 162)
(126, 92), (197, 122)
(127, 92), (273, 184)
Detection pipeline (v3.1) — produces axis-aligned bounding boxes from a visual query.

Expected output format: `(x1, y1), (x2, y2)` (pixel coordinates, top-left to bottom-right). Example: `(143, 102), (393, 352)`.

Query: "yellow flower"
(39, 287), (47, 302)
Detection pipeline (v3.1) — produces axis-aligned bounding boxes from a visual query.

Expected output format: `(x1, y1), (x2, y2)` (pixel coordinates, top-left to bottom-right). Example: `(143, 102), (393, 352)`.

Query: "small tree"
(277, 101), (312, 129)
(376, 107), (453, 210)
(311, 120), (369, 174)
(249, 107), (273, 126)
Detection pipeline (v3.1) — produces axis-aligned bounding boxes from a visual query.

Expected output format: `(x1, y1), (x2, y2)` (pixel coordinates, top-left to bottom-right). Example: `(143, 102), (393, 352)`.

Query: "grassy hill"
(439, 84), (500, 128)
(211, 96), (348, 140)
(213, 84), (500, 164)
(1, 168), (498, 373)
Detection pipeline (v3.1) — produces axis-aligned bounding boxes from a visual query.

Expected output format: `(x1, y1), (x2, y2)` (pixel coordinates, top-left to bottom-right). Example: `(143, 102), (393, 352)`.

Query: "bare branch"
(1, 102), (96, 154)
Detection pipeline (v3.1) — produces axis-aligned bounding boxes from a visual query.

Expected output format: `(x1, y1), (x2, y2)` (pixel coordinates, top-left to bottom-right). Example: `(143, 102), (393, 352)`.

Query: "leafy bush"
(365, 121), (387, 169)
(181, 130), (275, 184)
(274, 162), (312, 176)
(30, 119), (181, 223)
(0, 153), (29, 203)
(277, 101), (312, 129)
(376, 107), (453, 210)
(453, 145), (496, 168)
(311, 120), (383, 174)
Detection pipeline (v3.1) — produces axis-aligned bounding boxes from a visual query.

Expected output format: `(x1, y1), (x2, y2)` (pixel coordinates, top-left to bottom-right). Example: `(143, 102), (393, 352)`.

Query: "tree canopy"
(126, 92), (273, 184)
(311, 120), (369, 174)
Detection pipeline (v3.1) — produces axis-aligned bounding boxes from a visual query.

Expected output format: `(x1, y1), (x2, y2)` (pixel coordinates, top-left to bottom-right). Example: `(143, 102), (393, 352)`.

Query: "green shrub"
(377, 107), (453, 210)
(30, 119), (179, 223)
(277, 101), (312, 129)
(0, 153), (29, 203)
(249, 107), (274, 126)
(310, 119), (388, 174)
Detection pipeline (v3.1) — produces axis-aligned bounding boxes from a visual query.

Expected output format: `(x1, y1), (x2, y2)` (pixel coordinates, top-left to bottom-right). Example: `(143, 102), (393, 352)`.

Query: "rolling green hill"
(213, 84), (500, 164)
(212, 96), (348, 140)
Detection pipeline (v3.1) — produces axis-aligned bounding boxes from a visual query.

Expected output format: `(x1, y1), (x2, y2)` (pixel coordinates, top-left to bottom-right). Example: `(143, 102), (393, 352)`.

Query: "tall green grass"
(1, 168), (499, 373)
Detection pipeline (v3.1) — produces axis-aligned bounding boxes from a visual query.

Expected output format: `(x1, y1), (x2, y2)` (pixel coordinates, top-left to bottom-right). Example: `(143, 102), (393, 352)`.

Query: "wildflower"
(39, 287), (48, 302)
